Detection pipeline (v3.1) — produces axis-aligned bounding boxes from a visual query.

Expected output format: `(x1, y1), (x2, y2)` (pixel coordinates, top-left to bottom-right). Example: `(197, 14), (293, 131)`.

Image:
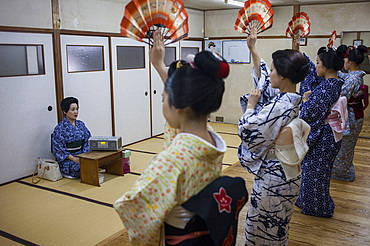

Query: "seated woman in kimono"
(51, 97), (91, 178)
(293, 36), (345, 218)
(238, 25), (310, 245)
(114, 43), (248, 245)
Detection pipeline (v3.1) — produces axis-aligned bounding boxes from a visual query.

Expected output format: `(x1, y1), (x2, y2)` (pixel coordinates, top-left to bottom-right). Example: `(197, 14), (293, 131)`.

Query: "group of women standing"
(238, 25), (368, 245)
(110, 26), (368, 245)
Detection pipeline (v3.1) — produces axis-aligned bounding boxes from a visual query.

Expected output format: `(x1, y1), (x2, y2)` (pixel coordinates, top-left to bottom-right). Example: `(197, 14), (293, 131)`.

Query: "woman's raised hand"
(246, 24), (258, 50)
(292, 32), (301, 51)
(149, 29), (167, 83)
(247, 88), (261, 110)
(150, 29), (165, 67)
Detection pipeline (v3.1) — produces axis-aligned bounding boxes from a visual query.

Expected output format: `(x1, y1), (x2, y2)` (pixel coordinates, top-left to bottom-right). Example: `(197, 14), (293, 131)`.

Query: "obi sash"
(66, 140), (83, 154)
(348, 84), (369, 120)
(324, 96), (348, 142)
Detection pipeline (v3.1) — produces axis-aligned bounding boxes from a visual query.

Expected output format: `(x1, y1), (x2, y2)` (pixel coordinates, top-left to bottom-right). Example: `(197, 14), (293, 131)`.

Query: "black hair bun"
(194, 51), (230, 79)
(337, 44), (348, 57)
(357, 45), (368, 54)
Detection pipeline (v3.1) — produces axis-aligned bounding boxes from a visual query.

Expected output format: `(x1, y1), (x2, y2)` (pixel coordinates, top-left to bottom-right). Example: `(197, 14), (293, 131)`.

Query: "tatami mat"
(20, 174), (141, 204)
(0, 183), (123, 246)
(1, 122), (241, 245)
(208, 122), (238, 134)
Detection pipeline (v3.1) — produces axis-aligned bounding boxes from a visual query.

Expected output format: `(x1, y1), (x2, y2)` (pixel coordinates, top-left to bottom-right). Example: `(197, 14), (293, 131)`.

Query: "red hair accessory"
(216, 61), (230, 79)
(342, 49), (349, 58)
(212, 52), (230, 79)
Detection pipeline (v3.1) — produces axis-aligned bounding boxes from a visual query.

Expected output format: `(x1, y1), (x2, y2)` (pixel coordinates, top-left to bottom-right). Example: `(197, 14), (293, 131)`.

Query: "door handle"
(48, 106), (53, 111)
(153, 90), (157, 94)
(145, 91), (148, 96)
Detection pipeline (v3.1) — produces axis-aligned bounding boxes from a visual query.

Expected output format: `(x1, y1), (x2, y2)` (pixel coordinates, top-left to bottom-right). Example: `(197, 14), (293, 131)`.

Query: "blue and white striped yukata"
(238, 59), (302, 245)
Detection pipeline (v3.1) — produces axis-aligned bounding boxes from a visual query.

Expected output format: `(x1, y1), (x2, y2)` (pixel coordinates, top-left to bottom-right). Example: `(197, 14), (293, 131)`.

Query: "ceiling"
(182, 0), (369, 11)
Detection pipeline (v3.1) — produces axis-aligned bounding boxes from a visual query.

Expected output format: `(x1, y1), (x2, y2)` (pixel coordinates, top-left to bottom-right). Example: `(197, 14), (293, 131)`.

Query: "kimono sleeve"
(114, 154), (182, 245)
(299, 53), (325, 94)
(337, 71), (349, 81)
(340, 72), (362, 99)
(51, 126), (70, 163)
(240, 59), (279, 113)
(300, 79), (341, 147)
(81, 121), (91, 153)
(239, 98), (297, 160)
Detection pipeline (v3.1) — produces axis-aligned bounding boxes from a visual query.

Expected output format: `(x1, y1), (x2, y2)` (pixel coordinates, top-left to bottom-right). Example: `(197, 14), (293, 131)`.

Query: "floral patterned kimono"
(163, 121), (214, 149)
(332, 70), (366, 181)
(52, 118), (91, 177)
(295, 54), (344, 218)
(114, 127), (226, 245)
(238, 59), (302, 245)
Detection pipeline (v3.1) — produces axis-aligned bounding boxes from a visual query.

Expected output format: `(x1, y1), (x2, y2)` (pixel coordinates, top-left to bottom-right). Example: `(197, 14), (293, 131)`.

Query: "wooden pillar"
(52, 0), (64, 122)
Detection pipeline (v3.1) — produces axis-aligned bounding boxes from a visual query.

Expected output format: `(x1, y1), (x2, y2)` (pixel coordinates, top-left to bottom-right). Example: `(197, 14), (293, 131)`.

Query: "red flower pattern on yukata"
(213, 187), (232, 213)
(235, 197), (246, 219)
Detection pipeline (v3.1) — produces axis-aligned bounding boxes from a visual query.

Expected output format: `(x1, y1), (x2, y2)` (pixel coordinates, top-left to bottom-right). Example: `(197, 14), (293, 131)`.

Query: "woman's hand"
(246, 24), (257, 50)
(67, 155), (80, 164)
(149, 29), (167, 83)
(150, 29), (165, 66)
(303, 90), (311, 103)
(292, 32), (301, 51)
(247, 89), (261, 109)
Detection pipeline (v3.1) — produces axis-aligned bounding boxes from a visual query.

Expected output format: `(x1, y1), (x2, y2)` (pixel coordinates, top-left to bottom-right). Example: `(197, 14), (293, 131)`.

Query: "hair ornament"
(176, 60), (183, 69)
(186, 54), (197, 69)
(212, 52), (230, 79)
(342, 49), (349, 58)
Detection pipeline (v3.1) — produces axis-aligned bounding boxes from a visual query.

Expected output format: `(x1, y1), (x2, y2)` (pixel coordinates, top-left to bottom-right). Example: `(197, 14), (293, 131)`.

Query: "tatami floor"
(1, 117), (370, 245)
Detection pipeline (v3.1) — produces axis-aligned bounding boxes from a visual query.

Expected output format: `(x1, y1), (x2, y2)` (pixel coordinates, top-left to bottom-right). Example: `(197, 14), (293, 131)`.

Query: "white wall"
(0, 0), (52, 28)
(59, 0), (204, 37)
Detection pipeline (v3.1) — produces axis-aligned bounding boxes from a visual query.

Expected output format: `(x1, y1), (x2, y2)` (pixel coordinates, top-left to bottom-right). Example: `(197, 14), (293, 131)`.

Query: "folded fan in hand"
(234, 0), (274, 35)
(327, 30), (337, 48)
(120, 0), (189, 46)
(285, 12), (311, 38)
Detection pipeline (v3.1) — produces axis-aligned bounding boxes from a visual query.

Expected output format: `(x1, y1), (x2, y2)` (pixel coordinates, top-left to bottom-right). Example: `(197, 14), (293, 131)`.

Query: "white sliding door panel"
(0, 32), (57, 184)
(151, 42), (180, 136)
(111, 37), (151, 145)
(61, 35), (112, 136)
(179, 40), (202, 59)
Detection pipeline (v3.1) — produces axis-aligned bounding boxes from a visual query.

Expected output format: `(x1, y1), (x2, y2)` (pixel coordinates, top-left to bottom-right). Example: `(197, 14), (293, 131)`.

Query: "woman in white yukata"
(115, 30), (248, 245)
(238, 26), (310, 245)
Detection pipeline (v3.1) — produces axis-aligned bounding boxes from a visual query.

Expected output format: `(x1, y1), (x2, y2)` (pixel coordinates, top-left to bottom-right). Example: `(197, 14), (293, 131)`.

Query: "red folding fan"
(120, 0), (189, 46)
(285, 12), (311, 38)
(235, 0), (274, 35)
(327, 30), (337, 48)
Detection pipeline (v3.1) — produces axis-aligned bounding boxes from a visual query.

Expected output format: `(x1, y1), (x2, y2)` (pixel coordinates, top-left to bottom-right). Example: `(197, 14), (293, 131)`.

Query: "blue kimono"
(238, 59), (302, 245)
(332, 70), (366, 181)
(295, 54), (344, 218)
(52, 118), (91, 177)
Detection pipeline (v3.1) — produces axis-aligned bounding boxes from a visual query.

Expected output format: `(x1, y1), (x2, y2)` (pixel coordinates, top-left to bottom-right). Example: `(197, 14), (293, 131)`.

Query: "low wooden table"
(77, 148), (124, 187)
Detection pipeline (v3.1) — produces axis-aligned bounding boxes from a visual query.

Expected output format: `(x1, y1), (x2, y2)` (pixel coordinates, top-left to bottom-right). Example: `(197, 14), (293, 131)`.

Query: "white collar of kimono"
(177, 130), (227, 153)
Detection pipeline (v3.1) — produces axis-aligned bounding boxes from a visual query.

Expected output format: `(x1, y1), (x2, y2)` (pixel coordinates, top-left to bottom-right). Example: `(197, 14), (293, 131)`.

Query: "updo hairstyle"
(272, 49), (310, 83)
(165, 51), (229, 118)
(337, 44), (368, 65)
(61, 97), (79, 115)
(317, 47), (344, 71)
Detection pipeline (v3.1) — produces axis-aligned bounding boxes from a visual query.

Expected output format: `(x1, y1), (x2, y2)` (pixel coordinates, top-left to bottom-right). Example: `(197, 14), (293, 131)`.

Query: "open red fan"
(120, 0), (189, 46)
(235, 0), (274, 35)
(285, 12), (311, 38)
(327, 30), (337, 48)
